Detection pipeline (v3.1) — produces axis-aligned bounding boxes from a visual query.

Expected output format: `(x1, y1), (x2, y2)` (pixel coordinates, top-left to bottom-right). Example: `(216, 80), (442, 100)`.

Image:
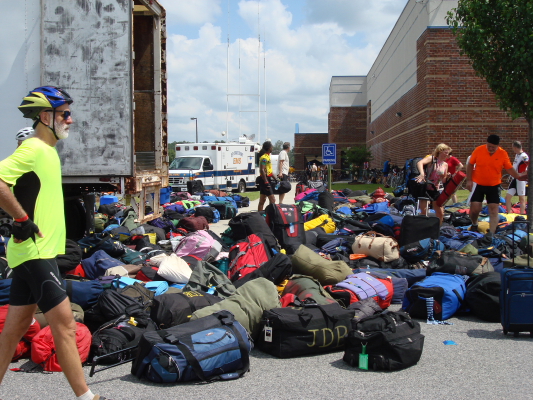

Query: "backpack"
(265, 204), (306, 254)
(228, 212), (279, 250)
(343, 311), (425, 371)
(208, 201), (238, 219)
(131, 310), (252, 383)
(402, 272), (466, 321)
(0, 305), (41, 361)
(233, 252), (293, 289)
(194, 205), (215, 223)
(56, 239), (83, 274)
(81, 250), (125, 280)
(183, 260), (236, 299)
(32, 322), (91, 372)
(228, 233), (272, 282)
(400, 238), (445, 263)
(327, 272), (393, 309)
(174, 230), (221, 262)
(318, 191), (335, 211)
(90, 311), (158, 365)
(465, 271), (501, 322)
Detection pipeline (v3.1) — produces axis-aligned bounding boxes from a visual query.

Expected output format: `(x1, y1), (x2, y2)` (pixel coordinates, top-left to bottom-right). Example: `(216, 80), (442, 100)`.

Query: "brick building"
(293, 0), (528, 171)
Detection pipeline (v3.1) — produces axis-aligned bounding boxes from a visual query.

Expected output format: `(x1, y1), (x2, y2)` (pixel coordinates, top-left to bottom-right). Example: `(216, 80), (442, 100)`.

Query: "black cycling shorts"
(10, 258), (67, 314)
(470, 184), (501, 204)
(257, 176), (274, 196)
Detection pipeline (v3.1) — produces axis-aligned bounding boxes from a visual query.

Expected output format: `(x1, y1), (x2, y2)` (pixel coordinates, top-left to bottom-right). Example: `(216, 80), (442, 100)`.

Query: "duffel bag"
(352, 231), (400, 263)
(176, 216), (209, 232)
(194, 205), (215, 223)
(465, 271), (501, 322)
(343, 311), (425, 371)
(427, 250), (494, 277)
(80, 250), (124, 280)
(228, 212), (279, 250)
(150, 290), (222, 329)
(131, 310), (252, 382)
(78, 233), (126, 259)
(290, 245), (353, 286)
(351, 268), (408, 304)
(257, 301), (354, 358)
(400, 238), (445, 263)
(402, 272), (466, 321)
(63, 279), (104, 310)
(281, 274), (336, 306)
(174, 230), (221, 263)
(0, 305), (41, 361)
(327, 272), (393, 309)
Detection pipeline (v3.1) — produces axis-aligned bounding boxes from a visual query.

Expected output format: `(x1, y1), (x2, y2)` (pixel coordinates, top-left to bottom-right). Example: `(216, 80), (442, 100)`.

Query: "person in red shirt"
(466, 135), (525, 233)
(445, 152), (463, 204)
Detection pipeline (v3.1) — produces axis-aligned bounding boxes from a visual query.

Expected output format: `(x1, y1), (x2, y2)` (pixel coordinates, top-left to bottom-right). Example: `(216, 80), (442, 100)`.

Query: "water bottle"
(275, 181), (280, 190)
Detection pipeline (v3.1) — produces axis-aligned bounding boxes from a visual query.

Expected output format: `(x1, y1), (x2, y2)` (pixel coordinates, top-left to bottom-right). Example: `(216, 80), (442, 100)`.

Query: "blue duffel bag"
(81, 250), (124, 280)
(63, 279), (104, 310)
(400, 238), (445, 263)
(0, 279), (11, 305)
(402, 272), (466, 321)
(131, 310), (252, 383)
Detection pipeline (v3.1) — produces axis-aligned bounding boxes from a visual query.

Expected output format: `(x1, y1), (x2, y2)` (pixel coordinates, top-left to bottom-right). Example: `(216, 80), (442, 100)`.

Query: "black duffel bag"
(150, 290), (222, 329)
(257, 300), (354, 358)
(427, 250), (493, 277)
(465, 271), (501, 322)
(343, 310), (425, 371)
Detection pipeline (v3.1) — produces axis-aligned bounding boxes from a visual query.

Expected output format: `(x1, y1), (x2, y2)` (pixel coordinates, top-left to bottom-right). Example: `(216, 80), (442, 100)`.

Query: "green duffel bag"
(190, 277), (280, 340)
(94, 213), (109, 233)
(290, 245), (352, 286)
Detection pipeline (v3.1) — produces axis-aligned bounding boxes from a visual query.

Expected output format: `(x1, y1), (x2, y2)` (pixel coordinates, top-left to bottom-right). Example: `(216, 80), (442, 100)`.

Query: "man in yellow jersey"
(0, 87), (110, 400)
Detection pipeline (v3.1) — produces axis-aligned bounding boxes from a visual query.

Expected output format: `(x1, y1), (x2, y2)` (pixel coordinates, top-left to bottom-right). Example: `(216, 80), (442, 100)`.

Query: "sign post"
(322, 143), (337, 192)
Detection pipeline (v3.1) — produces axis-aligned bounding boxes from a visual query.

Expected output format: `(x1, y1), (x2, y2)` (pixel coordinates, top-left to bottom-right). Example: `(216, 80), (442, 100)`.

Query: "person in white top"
(505, 140), (529, 214)
(277, 142), (290, 203)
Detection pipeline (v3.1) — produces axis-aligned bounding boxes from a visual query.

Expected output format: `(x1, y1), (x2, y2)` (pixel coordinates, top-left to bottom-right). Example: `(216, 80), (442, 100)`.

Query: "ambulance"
(169, 136), (279, 193)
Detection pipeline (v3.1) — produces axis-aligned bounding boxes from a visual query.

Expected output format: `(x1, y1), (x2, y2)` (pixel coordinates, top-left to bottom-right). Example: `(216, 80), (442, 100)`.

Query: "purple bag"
(165, 203), (186, 214)
(337, 273), (389, 301)
(148, 217), (175, 233)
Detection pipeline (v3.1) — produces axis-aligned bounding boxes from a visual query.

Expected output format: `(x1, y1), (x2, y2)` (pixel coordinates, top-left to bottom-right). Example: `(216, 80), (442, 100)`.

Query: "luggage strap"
(162, 323), (250, 382)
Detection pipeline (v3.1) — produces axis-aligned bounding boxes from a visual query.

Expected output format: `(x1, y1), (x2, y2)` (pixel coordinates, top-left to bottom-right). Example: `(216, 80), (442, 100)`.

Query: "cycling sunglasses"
(45, 110), (71, 120)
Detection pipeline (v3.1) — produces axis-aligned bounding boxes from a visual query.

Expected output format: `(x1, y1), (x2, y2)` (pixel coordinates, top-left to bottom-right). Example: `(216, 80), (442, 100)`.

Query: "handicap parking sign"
(322, 144), (336, 164)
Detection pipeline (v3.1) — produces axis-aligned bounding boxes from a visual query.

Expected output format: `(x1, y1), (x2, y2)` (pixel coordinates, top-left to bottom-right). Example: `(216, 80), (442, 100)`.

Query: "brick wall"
(328, 106), (368, 168)
(293, 133), (329, 170)
(368, 28), (529, 169)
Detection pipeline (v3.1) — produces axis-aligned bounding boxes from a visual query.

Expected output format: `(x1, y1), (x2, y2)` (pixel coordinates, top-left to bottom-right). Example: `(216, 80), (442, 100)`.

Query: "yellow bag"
(304, 214), (336, 234)
(146, 232), (157, 245)
(500, 213), (528, 222)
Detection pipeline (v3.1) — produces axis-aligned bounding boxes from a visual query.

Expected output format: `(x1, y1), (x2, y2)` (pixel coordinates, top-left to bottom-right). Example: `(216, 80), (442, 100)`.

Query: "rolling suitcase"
(398, 198), (440, 246)
(500, 221), (533, 337)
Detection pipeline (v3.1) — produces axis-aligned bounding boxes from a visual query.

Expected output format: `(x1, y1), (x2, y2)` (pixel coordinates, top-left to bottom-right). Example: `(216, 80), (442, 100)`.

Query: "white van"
(169, 137), (280, 193)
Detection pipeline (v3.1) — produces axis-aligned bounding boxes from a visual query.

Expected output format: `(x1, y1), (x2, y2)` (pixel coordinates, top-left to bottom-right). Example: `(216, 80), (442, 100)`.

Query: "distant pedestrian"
(505, 140), (529, 215)
(467, 135), (525, 233)
(277, 142), (290, 203)
(311, 163), (317, 181)
(257, 141), (276, 212)
(383, 158), (391, 177)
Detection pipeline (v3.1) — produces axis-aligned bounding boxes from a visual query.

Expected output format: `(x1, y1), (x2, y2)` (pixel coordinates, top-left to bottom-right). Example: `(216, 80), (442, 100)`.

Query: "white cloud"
(162, 0), (222, 26)
(158, 0), (407, 145)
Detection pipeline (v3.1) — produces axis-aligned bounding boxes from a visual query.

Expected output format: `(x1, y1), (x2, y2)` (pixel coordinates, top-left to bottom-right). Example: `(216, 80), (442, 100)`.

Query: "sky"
(158, 0), (409, 145)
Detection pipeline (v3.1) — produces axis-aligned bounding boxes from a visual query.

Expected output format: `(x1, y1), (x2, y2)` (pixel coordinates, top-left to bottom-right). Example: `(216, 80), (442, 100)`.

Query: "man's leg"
(258, 194), (267, 212)
(0, 304), (37, 383)
(505, 192), (514, 214)
(267, 194), (276, 207)
(469, 202), (482, 225)
(487, 203), (500, 233)
(519, 195), (527, 214)
(44, 298), (89, 397)
(279, 193), (285, 204)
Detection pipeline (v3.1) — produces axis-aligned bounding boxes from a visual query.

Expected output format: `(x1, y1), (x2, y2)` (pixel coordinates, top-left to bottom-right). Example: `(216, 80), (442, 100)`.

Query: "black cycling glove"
(12, 218), (40, 242)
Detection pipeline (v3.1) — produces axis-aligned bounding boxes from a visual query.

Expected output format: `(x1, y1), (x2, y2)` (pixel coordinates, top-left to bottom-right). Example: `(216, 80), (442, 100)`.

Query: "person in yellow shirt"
(257, 141), (276, 212)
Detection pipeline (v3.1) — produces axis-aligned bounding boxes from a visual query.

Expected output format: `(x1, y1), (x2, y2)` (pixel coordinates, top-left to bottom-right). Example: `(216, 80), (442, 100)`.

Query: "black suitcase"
(265, 204), (306, 254)
(399, 214), (440, 246)
(318, 191), (334, 211)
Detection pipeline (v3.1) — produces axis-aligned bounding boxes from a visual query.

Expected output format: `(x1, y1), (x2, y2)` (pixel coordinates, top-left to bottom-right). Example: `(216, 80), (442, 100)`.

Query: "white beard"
(54, 120), (69, 140)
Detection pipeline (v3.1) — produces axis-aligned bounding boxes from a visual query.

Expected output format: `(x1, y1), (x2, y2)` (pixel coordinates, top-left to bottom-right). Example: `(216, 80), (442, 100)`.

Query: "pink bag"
(174, 230), (221, 262)
(294, 188), (317, 202)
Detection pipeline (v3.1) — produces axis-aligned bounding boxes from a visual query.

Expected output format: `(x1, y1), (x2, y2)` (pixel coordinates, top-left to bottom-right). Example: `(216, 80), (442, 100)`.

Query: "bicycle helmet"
(18, 86), (73, 120)
(16, 127), (34, 142)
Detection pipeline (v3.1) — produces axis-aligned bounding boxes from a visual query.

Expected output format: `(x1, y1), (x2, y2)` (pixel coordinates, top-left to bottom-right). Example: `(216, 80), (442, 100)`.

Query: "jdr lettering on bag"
(307, 326), (348, 348)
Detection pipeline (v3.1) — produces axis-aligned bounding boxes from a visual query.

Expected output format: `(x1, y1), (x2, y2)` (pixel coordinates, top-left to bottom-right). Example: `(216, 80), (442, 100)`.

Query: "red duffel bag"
(31, 322), (91, 372)
(0, 305), (41, 361)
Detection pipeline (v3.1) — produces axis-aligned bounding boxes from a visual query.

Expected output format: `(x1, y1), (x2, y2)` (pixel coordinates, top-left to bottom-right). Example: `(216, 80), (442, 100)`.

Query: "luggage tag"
(289, 222), (295, 234)
(359, 344), (369, 370)
(264, 324), (273, 342)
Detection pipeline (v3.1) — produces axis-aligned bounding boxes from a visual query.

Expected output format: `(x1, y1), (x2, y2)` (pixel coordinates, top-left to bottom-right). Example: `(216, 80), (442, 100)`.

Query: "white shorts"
(507, 178), (527, 196)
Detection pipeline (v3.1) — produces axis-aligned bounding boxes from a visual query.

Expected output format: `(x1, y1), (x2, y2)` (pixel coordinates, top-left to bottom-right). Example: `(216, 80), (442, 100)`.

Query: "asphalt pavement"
(2, 184), (533, 399)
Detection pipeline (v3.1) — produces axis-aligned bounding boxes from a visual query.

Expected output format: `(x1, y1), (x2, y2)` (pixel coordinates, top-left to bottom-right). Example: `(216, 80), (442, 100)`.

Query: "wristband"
(14, 215), (29, 223)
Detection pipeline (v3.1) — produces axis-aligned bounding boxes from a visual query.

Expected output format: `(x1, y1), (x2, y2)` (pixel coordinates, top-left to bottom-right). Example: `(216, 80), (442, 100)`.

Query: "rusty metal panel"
(42, 0), (133, 176)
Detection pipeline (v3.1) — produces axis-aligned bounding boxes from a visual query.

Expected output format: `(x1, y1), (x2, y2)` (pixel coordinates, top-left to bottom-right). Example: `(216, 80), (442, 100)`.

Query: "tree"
(272, 140), (284, 154)
(168, 140), (193, 161)
(343, 145), (373, 178)
(447, 1), (533, 220)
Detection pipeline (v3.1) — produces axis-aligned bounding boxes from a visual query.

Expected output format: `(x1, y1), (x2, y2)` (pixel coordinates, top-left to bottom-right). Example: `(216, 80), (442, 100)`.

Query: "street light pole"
(190, 117), (198, 142)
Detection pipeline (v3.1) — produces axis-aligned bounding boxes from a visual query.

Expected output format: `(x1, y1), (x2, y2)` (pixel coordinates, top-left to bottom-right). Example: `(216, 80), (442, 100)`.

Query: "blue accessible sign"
(322, 143), (337, 164)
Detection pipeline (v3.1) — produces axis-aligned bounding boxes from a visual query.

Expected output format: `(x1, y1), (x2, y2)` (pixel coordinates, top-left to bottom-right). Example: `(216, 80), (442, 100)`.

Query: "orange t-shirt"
(470, 145), (512, 186)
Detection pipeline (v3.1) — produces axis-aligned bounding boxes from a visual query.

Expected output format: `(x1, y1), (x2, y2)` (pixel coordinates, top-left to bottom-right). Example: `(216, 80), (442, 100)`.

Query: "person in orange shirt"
(466, 135), (525, 233)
